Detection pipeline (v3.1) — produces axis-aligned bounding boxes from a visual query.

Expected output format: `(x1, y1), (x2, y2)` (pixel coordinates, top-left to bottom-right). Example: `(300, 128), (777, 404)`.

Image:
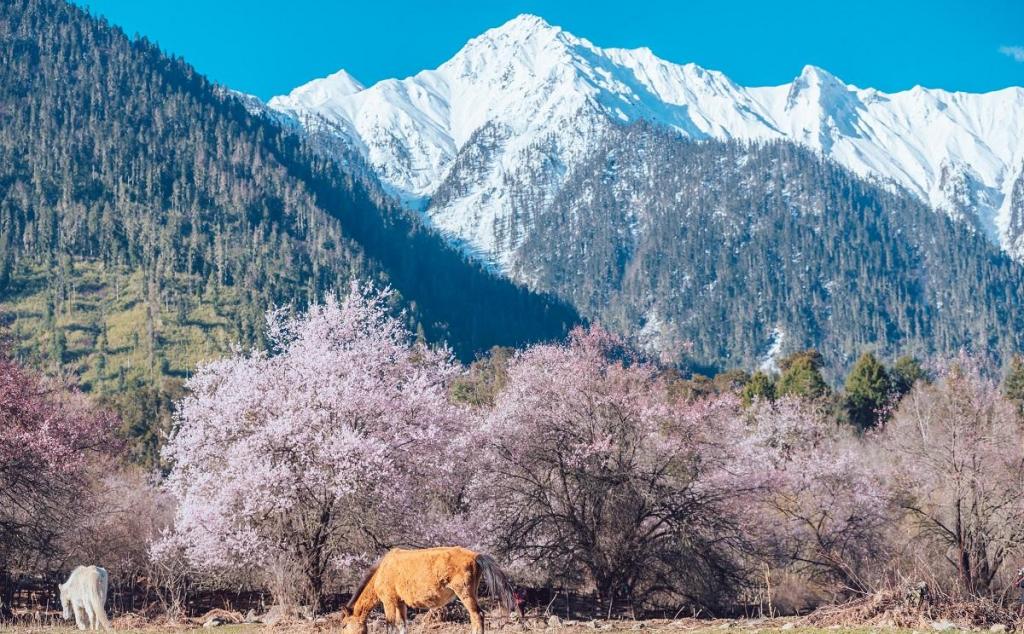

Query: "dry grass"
(795, 588), (1019, 630)
(9, 593), (1004, 634)
(0, 619), (924, 634)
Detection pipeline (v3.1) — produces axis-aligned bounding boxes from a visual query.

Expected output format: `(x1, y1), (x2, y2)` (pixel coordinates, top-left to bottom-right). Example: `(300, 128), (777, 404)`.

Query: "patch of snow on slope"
(759, 327), (786, 374)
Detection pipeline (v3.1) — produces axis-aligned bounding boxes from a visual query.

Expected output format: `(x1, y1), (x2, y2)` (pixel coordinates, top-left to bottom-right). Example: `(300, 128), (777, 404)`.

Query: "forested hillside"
(0, 0), (578, 398)
(509, 123), (1024, 377)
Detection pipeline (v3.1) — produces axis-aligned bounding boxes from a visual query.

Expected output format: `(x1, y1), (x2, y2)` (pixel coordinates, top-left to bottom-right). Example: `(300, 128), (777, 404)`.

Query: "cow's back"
(68, 565), (108, 598)
(378, 547), (479, 608)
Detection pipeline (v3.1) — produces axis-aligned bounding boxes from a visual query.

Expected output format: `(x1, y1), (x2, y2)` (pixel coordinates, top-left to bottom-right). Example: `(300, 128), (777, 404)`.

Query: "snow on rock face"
(268, 14), (1024, 263)
(269, 68), (365, 109)
(1004, 165), (1024, 256)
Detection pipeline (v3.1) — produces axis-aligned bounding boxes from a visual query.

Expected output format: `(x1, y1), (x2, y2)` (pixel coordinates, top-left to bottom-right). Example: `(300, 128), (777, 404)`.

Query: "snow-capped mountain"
(268, 14), (1024, 265)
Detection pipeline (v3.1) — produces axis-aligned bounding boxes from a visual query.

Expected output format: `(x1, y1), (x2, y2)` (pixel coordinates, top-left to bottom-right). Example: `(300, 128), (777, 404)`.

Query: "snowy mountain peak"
(486, 13), (560, 39)
(267, 68), (364, 111)
(267, 15), (1024, 263)
(786, 65), (853, 108)
(796, 64), (843, 86)
(446, 13), (579, 80)
(451, 13), (570, 64)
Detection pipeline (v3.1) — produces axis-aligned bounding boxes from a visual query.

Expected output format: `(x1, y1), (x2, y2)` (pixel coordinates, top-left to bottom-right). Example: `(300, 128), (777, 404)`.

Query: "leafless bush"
(879, 356), (1024, 598)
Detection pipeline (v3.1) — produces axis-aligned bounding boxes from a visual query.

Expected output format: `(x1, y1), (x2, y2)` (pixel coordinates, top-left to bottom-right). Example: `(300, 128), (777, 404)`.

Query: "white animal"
(58, 565), (110, 631)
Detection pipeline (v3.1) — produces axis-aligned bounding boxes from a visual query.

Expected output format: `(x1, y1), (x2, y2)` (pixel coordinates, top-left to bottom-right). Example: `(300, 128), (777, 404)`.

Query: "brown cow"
(341, 547), (520, 634)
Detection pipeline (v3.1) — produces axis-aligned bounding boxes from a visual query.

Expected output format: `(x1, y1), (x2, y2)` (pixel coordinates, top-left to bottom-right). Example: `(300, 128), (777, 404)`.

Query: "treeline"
(6, 285), (1024, 623)
(0, 0), (577, 404)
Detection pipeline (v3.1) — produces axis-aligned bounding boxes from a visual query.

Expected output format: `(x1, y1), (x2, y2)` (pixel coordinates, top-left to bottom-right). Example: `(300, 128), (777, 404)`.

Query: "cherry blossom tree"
(0, 353), (116, 618)
(746, 398), (891, 596)
(472, 327), (767, 610)
(880, 356), (1024, 597)
(158, 284), (472, 611)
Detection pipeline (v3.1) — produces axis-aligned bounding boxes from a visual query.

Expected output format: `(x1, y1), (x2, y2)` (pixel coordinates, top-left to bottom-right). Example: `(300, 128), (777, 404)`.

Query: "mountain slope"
(509, 123), (1024, 375)
(269, 14), (1024, 262)
(0, 0), (578, 394)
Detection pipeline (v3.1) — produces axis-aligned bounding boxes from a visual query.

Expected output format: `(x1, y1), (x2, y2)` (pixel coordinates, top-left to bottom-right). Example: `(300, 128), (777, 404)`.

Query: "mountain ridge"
(268, 13), (1024, 264)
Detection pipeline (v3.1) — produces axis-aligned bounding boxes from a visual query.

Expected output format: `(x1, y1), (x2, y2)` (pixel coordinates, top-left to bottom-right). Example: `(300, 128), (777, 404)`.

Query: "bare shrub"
(879, 356), (1024, 598)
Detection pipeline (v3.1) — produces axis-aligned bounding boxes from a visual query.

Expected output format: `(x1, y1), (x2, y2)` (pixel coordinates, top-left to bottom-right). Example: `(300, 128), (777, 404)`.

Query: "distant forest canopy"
(499, 122), (1024, 379)
(0, 0), (579, 391)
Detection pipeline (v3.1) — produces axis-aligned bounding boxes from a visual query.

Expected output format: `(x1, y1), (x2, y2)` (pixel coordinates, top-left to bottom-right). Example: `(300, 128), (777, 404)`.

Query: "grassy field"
(1, 259), (245, 392)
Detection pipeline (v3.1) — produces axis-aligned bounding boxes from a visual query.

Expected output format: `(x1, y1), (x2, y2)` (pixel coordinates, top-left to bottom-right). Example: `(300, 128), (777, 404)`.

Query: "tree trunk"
(305, 573), (323, 616)
(959, 547), (974, 595)
(0, 569), (15, 622)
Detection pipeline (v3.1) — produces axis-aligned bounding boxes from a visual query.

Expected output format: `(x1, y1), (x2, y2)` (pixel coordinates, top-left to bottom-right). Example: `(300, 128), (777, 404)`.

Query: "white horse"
(58, 566), (111, 631)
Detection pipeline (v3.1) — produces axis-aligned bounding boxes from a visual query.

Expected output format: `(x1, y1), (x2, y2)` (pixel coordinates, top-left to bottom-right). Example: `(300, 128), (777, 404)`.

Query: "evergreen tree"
(50, 328), (66, 367)
(714, 368), (751, 394)
(450, 346), (514, 407)
(844, 352), (891, 430)
(1004, 355), (1024, 411)
(890, 355), (927, 398)
(776, 351), (830, 399)
(741, 370), (776, 406)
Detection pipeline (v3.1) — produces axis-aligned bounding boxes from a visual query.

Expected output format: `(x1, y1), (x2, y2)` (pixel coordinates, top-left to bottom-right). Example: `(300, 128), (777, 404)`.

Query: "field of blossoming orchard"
(5, 284), (1024, 633)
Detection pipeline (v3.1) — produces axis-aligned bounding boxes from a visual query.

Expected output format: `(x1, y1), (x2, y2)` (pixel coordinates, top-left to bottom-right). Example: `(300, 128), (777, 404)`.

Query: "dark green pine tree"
(776, 350), (830, 400)
(741, 370), (776, 406)
(890, 355), (927, 398)
(844, 352), (891, 430)
(1004, 355), (1024, 412)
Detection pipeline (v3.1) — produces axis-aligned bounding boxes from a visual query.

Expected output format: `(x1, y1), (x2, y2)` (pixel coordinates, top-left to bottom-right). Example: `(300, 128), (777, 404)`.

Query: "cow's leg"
(83, 600), (96, 630)
(453, 587), (484, 634)
(381, 597), (399, 634)
(72, 604), (87, 630)
(396, 602), (408, 634)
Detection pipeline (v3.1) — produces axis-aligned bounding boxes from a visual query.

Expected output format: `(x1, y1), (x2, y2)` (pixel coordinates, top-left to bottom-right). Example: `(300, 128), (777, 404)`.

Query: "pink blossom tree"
(880, 356), (1024, 597)
(158, 284), (472, 611)
(746, 398), (891, 597)
(0, 353), (116, 618)
(472, 327), (767, 610)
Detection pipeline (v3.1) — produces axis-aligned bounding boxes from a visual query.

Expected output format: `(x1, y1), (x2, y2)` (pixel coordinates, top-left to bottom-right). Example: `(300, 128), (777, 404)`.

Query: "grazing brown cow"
(341, 547), (520, 634)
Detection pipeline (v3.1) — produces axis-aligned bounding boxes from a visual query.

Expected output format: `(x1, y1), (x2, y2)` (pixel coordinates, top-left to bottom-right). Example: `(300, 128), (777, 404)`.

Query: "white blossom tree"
(747, 398), (891, 596)
(158, 284), (472, 610)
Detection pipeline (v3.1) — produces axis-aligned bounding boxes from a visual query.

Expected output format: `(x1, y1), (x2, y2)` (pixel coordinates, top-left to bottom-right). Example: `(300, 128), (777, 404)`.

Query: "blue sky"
(75, 0), (1023, 100)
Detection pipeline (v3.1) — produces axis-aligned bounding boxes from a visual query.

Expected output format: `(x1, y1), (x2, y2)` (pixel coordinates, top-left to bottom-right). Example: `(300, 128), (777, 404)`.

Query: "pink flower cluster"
(0, 355), (116, 475)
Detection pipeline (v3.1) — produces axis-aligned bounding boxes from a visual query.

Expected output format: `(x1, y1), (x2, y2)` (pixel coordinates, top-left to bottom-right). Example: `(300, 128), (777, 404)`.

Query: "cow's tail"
(92, 567), (111, 631)
(476, 554), (522, 617)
